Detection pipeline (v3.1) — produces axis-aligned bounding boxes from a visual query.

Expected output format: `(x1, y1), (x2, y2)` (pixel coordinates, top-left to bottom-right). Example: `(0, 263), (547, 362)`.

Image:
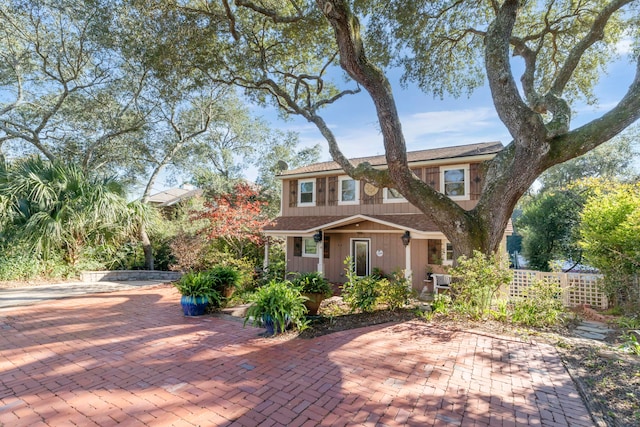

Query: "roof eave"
(276, 152), (499, 180)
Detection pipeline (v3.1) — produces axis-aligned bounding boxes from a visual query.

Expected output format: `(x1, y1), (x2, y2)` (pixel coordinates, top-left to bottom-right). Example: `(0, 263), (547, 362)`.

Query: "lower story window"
(443, 241), (454, 265)
(303, 237), (318, 257)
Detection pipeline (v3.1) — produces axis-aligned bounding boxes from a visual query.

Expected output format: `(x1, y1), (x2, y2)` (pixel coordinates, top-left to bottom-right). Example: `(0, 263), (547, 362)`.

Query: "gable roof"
(264, 214), (439, 235)
(279, 141), (503, 177)
(147, 187), (203, 207)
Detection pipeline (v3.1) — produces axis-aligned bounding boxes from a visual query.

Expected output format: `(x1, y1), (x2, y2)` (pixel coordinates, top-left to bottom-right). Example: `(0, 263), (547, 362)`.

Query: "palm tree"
(0, 157), (148, 267)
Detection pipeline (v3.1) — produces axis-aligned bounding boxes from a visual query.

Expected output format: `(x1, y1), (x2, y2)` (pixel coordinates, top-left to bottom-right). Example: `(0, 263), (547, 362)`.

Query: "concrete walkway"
(0, 280), (168, 309)
(0, 285), (595, 426)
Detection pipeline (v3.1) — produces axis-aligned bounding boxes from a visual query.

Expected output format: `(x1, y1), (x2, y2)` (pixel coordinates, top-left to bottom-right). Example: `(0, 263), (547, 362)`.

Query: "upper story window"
(302, 237), (318, 257)
(298, 179), (315, 206)
(383, 187), (406, 203)
(338, 176), (359, 205)
(441, 165), (470, 200)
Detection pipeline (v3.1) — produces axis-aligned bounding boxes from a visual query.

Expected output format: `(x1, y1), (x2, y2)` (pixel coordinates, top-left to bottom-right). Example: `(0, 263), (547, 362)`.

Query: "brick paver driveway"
(0, 285), (594, 426)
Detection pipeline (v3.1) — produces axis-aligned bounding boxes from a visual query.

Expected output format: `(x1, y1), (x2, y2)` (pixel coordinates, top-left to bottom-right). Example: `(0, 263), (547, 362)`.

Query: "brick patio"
(0, 285), (594, 426)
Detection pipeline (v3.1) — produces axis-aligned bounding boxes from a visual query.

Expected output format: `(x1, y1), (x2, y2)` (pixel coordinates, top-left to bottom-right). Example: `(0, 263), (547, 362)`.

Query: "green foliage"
(517, 189), (584, 271)
(431, 294), (452, 315)
(377, 271), (413, 311)
(539, 134), (638, 192)
(511, 280), (564, 328)
(290, 272), (332, 297)
(243, 280), (309, 334)
(0, 158), (147, 272)
(341, 258), (411, 313)
(260, 243), (286, 284)
(341, 275), (381, 314)
(490, 299), (509, 323)
(579, 180), (640, 306)
(207, 265), (241, 293)
(174, 271), (222, 306)
(619, 333), (640, 356)
(450, 251), (513, 320)
(618, 316), (640, 330)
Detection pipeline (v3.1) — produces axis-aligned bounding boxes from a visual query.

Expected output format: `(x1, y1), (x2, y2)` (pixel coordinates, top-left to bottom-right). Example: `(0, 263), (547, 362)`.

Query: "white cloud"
(277, 106), (511, 162)
(615, 37), (634, 55)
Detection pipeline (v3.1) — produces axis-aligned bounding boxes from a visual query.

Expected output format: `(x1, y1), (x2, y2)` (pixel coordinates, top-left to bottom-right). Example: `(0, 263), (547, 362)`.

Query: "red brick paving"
(0, 285), (594, 426)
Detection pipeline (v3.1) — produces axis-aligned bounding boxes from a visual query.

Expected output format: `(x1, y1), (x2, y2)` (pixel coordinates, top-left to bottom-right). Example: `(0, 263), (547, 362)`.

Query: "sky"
(238, 40), (637, 182)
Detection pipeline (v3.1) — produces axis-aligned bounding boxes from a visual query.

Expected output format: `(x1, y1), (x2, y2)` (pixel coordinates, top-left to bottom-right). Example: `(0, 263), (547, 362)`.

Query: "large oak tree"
(144, 0), (640, 259)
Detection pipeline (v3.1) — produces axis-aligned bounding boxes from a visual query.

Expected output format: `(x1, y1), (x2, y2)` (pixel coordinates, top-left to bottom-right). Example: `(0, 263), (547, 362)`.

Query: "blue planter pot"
(262, 314), (290, 336)
(181, 295), (209, 316)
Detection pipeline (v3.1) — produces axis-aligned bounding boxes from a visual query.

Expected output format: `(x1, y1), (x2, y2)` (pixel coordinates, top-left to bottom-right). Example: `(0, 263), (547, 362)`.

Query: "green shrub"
(174, 271), (222, 306)
(291, 272), (332, 297)
(431, 293), (452, 314)
(511, 279), (564, 327)
(243, 280), (309, 334)
(341, 275), (380, 313)
(207, 265), (241, 293)
(341, 258), (413, 313)
(450, 250), (513, 320)
(378, 271), (413, 311)
(0, 252), (42, 281)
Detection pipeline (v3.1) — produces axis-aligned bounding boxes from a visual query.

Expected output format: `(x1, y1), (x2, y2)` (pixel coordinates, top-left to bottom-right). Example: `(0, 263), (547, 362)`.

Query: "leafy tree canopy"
(124, 0), (640, 259)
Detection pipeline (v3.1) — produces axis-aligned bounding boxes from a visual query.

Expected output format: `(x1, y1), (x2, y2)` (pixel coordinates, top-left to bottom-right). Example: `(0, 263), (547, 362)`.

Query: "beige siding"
(280, 164), (482, 216)
(287, 233), (429, 292)
(286, 236), (320, 274)
(410, 240), (429, 291)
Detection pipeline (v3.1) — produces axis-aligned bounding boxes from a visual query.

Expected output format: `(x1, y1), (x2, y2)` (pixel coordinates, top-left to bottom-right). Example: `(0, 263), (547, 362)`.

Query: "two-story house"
(263, 142), (506, 292)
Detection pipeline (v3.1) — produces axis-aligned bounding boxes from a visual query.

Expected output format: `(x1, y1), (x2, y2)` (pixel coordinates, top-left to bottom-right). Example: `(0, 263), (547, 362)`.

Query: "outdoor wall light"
(313, 230), (323, 243)
(401, 231), (411, 246)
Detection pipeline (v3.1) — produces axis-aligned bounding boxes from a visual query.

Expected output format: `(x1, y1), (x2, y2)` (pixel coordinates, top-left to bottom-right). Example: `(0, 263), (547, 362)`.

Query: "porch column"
(317, 238), (324, 275)
(404, 240), (412, 284)
(263, 238), (270, 271)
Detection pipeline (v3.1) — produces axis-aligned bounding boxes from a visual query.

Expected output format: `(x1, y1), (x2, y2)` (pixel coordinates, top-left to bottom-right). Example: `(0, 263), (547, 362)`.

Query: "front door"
(351, 239), (370, 277)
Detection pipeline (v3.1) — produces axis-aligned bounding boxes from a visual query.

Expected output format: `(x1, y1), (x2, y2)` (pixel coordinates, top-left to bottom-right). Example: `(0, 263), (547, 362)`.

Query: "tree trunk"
(140, 224), (154, 270)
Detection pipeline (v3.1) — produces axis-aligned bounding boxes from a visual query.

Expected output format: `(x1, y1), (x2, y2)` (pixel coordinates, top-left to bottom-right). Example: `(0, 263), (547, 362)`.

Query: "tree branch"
(235, 0), (306, 23)
(485, 0), (543, 141)
(551, 0), (632, 95)
(549, 54), (640, 163)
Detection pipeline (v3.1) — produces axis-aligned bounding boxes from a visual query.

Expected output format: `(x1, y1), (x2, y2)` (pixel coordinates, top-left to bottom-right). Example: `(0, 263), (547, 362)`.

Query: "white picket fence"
(509, 270), (607, 309)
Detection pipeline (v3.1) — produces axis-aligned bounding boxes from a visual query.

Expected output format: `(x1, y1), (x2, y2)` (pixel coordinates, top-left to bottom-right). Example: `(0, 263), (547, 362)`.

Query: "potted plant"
(174, 271), (222, 316)
(291, 272), (333, 315)
(208, 265), (241, 299)
(244, 280), (309, 335)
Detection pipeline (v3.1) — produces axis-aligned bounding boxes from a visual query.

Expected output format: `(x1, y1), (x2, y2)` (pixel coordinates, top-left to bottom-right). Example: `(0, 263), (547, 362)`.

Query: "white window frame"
(302, 237), (319, 258)
(383, 187), (406, 203)
(442, 240), (454, 265)
(338, 176), (359, 205)
(440, 164), (470, 201)
(298, 179), (316, 206)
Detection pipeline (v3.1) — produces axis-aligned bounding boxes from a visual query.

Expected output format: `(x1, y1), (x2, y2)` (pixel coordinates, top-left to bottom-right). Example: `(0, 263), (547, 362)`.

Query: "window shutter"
(323, 235), (330, 259)
(428, 239), (442, 264)
(327, 176), (338, 205)
(289, 180), (298, 207)
(373, 186), (383, 204)
(425, 167), (440, 191)
(293, 237), (302, 257)
(316, 177), (326, 206)
(470, 163), (482, 200)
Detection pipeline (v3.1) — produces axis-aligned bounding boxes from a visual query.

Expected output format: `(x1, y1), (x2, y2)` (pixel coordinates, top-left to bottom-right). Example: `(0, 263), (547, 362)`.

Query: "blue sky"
(244, 39), (637, 181)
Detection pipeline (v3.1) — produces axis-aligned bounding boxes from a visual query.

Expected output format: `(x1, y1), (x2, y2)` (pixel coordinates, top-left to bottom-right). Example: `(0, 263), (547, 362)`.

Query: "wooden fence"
(509, 270), (607, 309)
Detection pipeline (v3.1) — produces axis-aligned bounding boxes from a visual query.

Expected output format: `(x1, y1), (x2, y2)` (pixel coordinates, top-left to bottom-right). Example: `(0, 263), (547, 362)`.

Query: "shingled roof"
(263, 214), (439, 234)
(279, 141), (503, 176)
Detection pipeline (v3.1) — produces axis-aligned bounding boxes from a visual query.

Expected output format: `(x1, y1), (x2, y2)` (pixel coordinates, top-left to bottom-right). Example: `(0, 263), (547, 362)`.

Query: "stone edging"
(80, 270), (182, 282)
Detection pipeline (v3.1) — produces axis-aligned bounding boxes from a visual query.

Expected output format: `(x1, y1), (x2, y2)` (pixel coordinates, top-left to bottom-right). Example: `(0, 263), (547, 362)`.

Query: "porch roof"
(263, 214), (440, 236)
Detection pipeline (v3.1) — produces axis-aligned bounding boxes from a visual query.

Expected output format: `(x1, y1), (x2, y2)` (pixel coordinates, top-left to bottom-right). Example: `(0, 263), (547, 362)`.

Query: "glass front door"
(352, 239), (370, 277)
